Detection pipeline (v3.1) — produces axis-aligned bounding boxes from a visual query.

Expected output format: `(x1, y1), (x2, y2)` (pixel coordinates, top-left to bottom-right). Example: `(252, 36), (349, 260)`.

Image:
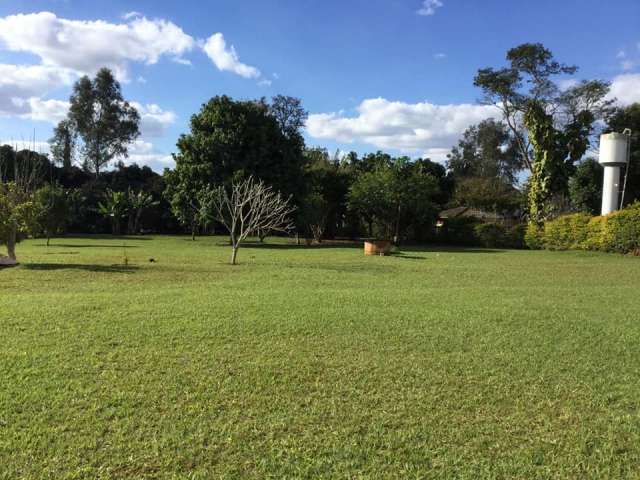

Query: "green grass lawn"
(2, 236), (640, 479)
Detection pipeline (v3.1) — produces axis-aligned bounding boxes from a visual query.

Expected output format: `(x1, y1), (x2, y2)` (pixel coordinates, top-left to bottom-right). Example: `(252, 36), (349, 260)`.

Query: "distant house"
(436, 206), (516, 228)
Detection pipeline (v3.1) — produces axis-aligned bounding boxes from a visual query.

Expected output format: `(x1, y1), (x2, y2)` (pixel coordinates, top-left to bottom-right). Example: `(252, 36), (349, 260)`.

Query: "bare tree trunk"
(231, 245), (238, 265)
(394, 204), (401, 245)
(46, 235), (51, 247)
(7, 227), (17, 261)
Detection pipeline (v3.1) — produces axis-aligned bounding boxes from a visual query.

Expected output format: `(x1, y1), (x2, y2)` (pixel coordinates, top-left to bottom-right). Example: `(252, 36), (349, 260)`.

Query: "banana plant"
(97, 189), (129, 235)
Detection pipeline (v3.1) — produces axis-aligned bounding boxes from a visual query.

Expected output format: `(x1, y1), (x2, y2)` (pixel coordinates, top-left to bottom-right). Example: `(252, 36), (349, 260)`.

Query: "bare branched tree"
(208, 177), (295, 265)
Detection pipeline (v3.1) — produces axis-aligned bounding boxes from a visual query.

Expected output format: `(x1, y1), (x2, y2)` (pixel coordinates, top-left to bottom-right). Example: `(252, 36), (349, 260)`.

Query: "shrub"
(543, 213), (591, 250)
(524, 222), (544, 250)
(440, 217), (479, 246)
(507, 223), (527, 249)
(605, 202), (640, 253)
(582, 216), (608, 251)
(474, 223), (507, 248)
(530, 203), (640, 254)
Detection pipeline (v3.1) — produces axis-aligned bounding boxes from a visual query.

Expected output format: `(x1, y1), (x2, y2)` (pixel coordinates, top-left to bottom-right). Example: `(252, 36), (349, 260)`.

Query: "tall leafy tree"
(474, 43), (613, 175)
(171, 95), (307, 200)
(348, 158), (439, 243)
(68, 68), (140, 177)
(49, 120), (77, 170)
(447, 118), (524, 185)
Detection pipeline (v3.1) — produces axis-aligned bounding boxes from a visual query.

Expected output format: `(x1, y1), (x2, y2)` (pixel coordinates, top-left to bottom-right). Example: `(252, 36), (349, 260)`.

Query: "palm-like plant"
(97, 189), (129, 235)
(127, 189), (158, 234)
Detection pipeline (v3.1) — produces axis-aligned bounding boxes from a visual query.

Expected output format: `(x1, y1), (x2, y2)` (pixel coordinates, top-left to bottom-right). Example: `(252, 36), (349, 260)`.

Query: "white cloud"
(0, 64), (78, 97)
(417, 0), (443, 16)
(123, 11), (142, 20)
(21, 98), (70, 124)
(0, 11), (195, 81)
(558, 78), (579, 91)
(121, 139), (174, 170)
(434, 53), (446, 60)
(202, 33), (261, 80)
(131, 102), (176, 138)
(306, 98), (498, 161)
(608, 73), (640, 106)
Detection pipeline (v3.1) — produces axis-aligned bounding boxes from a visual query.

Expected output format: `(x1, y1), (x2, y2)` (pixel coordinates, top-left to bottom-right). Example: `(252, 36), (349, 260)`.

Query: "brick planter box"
(364, 240), (392, 256)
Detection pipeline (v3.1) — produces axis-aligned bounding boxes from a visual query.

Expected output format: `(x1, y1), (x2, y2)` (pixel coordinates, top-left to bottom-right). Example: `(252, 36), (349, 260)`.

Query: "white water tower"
(599, 132), (630, 215)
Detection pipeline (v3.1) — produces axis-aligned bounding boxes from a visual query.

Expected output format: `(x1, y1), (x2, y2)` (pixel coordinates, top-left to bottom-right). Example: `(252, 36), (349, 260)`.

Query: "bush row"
(438, 217), (526, 249)
(524, 202), (640, 254)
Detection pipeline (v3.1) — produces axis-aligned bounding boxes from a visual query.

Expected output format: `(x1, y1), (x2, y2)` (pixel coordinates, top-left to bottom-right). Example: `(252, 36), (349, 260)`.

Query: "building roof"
(439, 206), (504, 222)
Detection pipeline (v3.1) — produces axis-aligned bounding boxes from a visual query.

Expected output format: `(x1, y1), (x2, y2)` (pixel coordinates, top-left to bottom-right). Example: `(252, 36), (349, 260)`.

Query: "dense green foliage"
(66, 68), (140, 177)
(474, 43), (612, 176)
(525, 203), (640, 254)
(32, 184), (70, 245)
(569, 159), (603, 214)
(2, 236), (640, 478)
(347, 158), (440, 242)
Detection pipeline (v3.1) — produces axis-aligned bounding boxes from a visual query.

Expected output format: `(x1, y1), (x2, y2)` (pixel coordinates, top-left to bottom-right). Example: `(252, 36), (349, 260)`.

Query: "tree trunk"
(134, 210), (143, 235)
(394, 204), (401, 245)
(7, 227), (17, 261)
(191, 225), (196, 241)
(231, 245), (238, 265)
(46, 235), (51, 247)
(296, 232), (300, 245)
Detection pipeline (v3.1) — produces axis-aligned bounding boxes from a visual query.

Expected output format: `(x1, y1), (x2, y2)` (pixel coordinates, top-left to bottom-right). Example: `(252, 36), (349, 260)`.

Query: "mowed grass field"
(1, 236), (640, 479)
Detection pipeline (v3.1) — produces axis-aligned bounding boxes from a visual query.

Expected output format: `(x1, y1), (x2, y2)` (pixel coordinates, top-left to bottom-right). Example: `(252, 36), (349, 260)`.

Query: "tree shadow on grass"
(400, 245), (506, 254)
(391, 252), (427, 260)
(22, 263), (140, 273)
(229, 241), (363, 250)
(37, 244), (140, 249)
(65, 234), (152, 241)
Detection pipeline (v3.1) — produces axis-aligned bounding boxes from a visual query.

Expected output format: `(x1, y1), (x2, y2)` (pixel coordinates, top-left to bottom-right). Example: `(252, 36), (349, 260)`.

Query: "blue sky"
(0, 0), (639, 170)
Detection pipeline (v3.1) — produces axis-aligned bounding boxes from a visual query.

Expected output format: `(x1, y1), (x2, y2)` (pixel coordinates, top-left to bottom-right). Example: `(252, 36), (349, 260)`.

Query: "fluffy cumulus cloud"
(608, 73), (640, 106)
(0, 64), (77, 120)
(130, 103), (177, 138)
(122, 139), (174, 171)
(202, 33), (262, 80)
(0, 12), (195, 81)
(306, 98), (498, 162)
(417, 0), (443, 16)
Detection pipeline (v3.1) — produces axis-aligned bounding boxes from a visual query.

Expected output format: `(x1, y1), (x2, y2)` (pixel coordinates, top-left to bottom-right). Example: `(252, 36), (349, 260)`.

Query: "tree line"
(2, 44), (639, 264)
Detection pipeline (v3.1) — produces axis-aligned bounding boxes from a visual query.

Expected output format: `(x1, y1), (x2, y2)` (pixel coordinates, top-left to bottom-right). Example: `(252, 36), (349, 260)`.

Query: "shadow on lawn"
(38, 244), (140, 249)
(65, 234), (152, 241)
(22, 263), (139, 273)
(226, 241), (363, 250)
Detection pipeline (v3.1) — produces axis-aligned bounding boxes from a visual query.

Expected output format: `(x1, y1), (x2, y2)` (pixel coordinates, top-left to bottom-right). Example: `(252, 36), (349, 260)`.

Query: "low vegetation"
(526, 202), (640, 254)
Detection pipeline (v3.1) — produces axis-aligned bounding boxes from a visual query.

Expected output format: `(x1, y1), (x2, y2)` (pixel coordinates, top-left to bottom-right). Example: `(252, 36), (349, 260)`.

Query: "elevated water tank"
(599, 133), (630, 215)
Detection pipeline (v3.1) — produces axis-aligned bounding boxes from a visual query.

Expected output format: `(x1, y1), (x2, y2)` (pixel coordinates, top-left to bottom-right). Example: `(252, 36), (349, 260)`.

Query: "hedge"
(439, 217), (526, 248)
(525, 202), (640, 254)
